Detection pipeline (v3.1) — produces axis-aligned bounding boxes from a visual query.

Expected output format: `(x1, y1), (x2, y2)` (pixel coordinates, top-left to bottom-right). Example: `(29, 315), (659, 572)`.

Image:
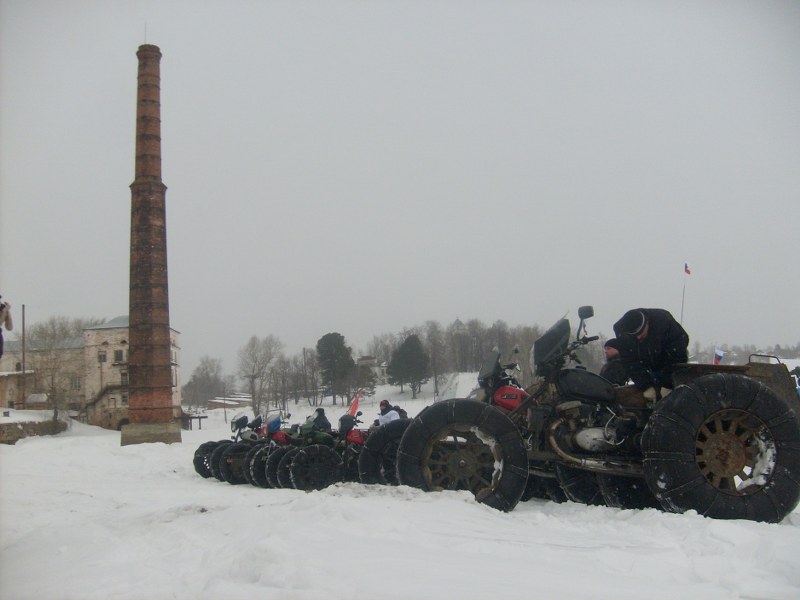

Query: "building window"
(69, 375), (81, 390)
(98, 351), (107, 363)
(121, 372), (128, 386)
(121, 393), (128, 405)
(114, 350), (124, 363)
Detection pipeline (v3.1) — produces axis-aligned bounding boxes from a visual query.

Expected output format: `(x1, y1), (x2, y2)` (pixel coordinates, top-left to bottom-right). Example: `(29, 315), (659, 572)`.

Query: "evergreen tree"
(316, 332), (355, 405)
(354, 362), (378, 397)
(387, 334), (430, 398)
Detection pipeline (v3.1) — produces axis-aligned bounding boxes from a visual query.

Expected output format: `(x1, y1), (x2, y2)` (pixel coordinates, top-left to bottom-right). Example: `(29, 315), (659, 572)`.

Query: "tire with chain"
(277, 447), (301, 489)
(209, 441), (233, 481)
(596, 473), (661, 510)
(642, 373), (800, 522)
(291, 444), (344, 491)
(242, 442), (266, 486)
(358, 419), (410, 485)
(219, 442), (252, 485)
(396, 399), (528, 512)
(249, 444), (275, 488)
(555, 464), (605, 506)
(265, 446), (291, 488)
(193, 441), (220, 479)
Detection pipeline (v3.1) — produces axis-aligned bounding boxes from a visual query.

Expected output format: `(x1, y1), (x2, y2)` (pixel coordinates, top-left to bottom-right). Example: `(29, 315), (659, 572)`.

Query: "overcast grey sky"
(2, 0), (799, 377)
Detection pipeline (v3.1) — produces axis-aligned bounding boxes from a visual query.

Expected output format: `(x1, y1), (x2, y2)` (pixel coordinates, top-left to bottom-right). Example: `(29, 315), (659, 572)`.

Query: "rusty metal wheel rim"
(695, 409), (775, 496)
(421, 423), (502, 498)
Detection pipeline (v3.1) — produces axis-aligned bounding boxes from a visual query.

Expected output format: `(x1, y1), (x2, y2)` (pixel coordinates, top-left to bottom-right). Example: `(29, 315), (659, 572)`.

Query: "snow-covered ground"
(2, 377), (800, 600)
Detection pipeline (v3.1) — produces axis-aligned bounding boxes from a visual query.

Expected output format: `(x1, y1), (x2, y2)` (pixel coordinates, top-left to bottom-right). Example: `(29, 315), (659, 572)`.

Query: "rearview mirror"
(578, 306), (594, 320)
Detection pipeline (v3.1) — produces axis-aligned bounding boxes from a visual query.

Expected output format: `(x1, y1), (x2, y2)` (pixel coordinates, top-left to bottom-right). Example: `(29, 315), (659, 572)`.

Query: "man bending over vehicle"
(613, 308), (689, 402)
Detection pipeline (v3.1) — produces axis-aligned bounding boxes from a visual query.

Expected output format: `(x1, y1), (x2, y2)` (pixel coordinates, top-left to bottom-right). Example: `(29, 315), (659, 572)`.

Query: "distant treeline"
(183, 315), (798, 413)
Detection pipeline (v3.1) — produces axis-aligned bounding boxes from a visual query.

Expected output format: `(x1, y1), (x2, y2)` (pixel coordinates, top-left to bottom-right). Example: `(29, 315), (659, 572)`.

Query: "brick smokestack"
(123, 44), (180, 444)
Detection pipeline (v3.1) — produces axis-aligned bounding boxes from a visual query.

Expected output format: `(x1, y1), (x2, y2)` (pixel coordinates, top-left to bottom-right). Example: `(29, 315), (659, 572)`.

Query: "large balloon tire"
(249, 444), (275, 489)
(642, 373), (800, 522)
(193, 441), (220, 479)
(546, 478), (569, 503)
(291, 444), (344, 491)
(277, 447), (301, 489)
(396, 399), (528, 512)
(521, 474), (566, 503)
(242, 443), (266, 486)
(265, 446), (292, 488)
(597, 473), (661, 510)
(209, 441), (233, 481)
(555, 464), (605, 506)
(358, 419), (411, 485)
(219, 442), (252, 485)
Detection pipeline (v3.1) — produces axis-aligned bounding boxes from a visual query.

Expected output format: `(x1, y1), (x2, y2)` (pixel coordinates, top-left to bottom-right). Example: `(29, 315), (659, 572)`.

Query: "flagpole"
(680, 263), (690, 325)
(680, 278), (686, 324)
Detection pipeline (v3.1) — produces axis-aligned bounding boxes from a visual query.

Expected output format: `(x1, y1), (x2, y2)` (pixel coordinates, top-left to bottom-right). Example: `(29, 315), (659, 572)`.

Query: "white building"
(0, 316), (181, 430)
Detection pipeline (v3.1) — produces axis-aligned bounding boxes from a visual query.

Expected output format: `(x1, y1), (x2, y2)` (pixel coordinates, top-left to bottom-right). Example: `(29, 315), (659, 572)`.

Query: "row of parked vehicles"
(192, 399), (408, 492)
(194, 306), (800, 523)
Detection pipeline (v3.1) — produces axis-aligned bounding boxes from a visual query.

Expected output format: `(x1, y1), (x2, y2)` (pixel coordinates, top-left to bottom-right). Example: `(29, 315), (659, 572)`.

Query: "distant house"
(0, 315), (181, 430)
(0, 371), (32, 410)
(0, 334), (84, 413)
(207, 393), (252, 411)
(357, 355), (388, 385)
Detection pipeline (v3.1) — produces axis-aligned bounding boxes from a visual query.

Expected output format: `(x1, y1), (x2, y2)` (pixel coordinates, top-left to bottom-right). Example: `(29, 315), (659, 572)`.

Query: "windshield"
(530, 318), (571, 375)
(478, 350), (501, 381)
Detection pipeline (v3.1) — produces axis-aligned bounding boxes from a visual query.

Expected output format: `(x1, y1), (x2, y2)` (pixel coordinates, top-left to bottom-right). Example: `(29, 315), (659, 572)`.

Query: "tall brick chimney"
(121, 44), (181, 446)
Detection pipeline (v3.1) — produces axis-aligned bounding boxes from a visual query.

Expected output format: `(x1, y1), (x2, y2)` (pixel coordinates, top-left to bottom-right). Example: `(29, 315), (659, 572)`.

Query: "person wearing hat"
(612, 308), (689, 401)
(599, 338), (629, 385)
(311, 407), (332, 432)
(0, 294), (12, 360)
(377, 399), (400, 426)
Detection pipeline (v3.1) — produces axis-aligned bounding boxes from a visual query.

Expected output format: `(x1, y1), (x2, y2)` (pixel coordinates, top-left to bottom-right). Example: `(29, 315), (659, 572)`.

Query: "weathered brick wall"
(0, 419), (68, 444)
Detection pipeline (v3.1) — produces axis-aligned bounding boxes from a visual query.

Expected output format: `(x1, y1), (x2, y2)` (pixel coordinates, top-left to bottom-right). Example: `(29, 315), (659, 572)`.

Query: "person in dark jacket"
(599, 338), (629, 385)
(312, 407), (332, 432)
(613, 308), (689, 400)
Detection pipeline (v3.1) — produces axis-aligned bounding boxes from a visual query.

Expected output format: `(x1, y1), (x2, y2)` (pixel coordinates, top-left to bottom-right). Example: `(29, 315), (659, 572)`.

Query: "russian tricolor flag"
(714, 348), (724, 365)
(684, 263), (692, 275)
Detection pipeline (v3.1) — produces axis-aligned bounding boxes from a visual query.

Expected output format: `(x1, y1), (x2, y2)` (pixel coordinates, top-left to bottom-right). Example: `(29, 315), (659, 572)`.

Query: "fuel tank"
(493, 385), (529, 412)
(556, 368), (615, 404)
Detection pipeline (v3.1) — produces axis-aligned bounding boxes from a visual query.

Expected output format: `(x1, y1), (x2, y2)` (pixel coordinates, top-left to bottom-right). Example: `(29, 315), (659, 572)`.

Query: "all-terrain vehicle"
(268, 408), (371, 491)
(193, 413), (278, 483)
(396, 306), (800, 522)
(244, 415), (296, 488)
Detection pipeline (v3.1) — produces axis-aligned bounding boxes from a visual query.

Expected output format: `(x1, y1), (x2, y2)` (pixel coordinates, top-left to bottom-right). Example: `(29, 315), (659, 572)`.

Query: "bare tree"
(25, 316), (103, 420)
(237, 335), (283, 416)
(270, 354), (292, 413)
(424, 320), (447, 397)
(366, 332), (398, 366)
(302, 348), (321, 406)
(288, 354), (305, 406)
(182, 356), (225, 410)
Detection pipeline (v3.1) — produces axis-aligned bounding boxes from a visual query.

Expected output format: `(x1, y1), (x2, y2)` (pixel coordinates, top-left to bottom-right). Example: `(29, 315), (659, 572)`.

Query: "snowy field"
(2, 376), (800, 600)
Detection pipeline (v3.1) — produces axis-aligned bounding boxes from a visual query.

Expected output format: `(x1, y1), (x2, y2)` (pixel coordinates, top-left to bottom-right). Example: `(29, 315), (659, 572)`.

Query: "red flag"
(684, 263), (692, 275)
(348, 388), (364, 416)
